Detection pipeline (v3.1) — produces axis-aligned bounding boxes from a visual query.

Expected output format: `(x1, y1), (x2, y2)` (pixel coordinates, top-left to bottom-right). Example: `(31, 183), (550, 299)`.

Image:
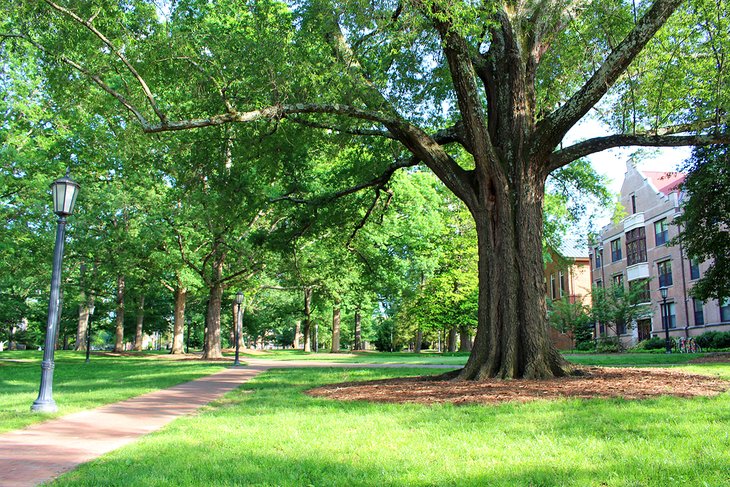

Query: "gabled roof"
(556, 235), (588, 259)
(641, 170), (686, 196)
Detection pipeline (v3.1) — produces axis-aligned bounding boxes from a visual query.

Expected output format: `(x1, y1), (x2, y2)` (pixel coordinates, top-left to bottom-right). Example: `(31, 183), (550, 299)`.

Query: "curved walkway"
(0, 359), (458, 486)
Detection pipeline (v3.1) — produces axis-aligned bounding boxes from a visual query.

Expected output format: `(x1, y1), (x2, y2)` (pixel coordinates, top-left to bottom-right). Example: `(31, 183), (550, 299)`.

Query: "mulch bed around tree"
(306, 367), (730, 405)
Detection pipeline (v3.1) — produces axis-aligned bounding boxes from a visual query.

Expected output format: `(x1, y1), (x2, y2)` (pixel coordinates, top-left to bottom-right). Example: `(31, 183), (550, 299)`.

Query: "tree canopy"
(3, 0), (728, 378)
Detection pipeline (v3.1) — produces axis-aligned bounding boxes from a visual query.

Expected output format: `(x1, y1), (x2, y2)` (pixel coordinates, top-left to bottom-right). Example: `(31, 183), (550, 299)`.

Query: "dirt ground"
(307, 367), (730, 405)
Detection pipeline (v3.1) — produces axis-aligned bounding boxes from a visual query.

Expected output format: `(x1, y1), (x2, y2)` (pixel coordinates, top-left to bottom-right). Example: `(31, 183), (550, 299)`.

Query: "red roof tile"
(640, 170), (686, 196)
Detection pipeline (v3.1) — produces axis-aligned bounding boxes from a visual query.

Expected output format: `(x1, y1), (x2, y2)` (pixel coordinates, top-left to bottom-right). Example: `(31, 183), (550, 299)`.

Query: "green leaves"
(673, 144), (730, 301)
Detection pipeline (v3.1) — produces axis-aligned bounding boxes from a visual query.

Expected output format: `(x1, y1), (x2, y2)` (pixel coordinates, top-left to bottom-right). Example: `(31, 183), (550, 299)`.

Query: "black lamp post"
(31, 170), (80, 413)
(234, 291), (244, 366)
(85, 304), (95, 364)
(660, 286), (671, 354)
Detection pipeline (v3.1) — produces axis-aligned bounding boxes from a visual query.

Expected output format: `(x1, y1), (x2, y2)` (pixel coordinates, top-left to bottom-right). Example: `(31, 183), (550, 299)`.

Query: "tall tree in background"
(674, 145), (730, 301)
(7, 0), (730, 377)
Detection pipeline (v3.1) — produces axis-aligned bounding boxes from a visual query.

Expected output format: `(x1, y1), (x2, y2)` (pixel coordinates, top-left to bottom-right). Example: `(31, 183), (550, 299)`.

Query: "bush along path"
(0, 366), (269, 487)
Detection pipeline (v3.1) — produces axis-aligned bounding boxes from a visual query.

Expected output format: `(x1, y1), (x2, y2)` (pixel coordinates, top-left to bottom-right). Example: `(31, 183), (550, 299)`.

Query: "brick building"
(588, 162), (730, 346)
(545, 241), (592, 349)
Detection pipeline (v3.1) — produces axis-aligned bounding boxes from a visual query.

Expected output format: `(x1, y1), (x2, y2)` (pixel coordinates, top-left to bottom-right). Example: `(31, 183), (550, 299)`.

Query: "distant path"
(0, 359), (457, 486)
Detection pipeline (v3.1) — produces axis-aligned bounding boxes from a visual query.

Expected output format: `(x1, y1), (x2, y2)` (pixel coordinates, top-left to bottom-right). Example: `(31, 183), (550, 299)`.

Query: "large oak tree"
(8, 0), (729, 378)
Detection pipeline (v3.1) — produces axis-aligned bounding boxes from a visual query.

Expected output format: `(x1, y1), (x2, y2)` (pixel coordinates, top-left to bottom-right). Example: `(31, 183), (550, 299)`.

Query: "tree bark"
(113, 274), (125, 353)
(202, 282), (224, 359)
(457, 173), (569, 379)
(293, 320), (301, 349)
(230, 301), (238, 347)
(75, 291), (91, 351)
(414, 328), (423, 353)
(458, 326), (472, 352)
(170, 285), (186, 354)
(133, 296), (145, 351)
(447, 327), (457, 352)
(331, 306), (341, 353)
(302, 288), (312, 352)
(354, 310), (362, 351)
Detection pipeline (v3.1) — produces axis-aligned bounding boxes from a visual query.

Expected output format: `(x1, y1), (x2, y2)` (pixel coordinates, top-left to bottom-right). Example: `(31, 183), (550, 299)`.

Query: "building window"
(595, 248), (602, 268)
(617, 319), (627, 335)
(658, 260), (673, 288)
(612, 274), (624, 288)
(551, 274), (556, 300)
(690, 259), (700, 280)
(661, 302), (677, 329)
(595, 280), (603, 289)
(654, 218), (669, 246)
(559, 272), (567, 296)
(630, 279), (651, 303)
(626, 227), (647, 265)
(693, 299), (704, 326)
(631, 194), (637, 214)
(599, 323), (605, 335)
(610, 238), (622, 262)
(721, 299), (730, 322)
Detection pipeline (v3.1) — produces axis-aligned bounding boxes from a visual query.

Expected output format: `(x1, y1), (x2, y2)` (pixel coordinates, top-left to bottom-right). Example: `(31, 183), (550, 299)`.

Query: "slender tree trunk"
(447, 327), (457, 352)
(230, 301), (238, 347)
(113, 274), (125, 353)
(354, 310), (362, 351)
(414, 328), (423, 353)
(133, 296), (145, 351)
(170, 285), (187, 354)
(293, 320), (301, 349)
(75, 291), (91, 351)
(302, 288), (312, 352)
(202, 282), (224, 359)
(331, 306), (341, 353)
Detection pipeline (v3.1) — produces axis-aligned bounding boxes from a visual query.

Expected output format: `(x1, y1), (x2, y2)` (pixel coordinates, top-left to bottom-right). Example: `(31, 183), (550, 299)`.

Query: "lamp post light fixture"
(234, 291), (244, 366)
(31, 170), (80, 413)
(85, 304), (95, 364)
(660, 286), (671, 354)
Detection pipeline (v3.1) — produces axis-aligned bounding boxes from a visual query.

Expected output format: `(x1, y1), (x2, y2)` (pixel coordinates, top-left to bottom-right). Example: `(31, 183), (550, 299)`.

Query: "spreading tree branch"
(548, 132), (730, 170)
(42, 0), (168, 124)
(538, 0), (685, 152)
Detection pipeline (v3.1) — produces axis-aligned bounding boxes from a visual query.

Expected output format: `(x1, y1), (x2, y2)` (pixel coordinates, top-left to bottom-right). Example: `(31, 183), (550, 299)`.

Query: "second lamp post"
(660, 286), (671, 354)
(234, 291), (244, 366)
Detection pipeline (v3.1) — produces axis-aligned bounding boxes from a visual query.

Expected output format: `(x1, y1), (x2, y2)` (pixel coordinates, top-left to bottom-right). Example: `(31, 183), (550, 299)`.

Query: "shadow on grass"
(52, 366), (730, 487)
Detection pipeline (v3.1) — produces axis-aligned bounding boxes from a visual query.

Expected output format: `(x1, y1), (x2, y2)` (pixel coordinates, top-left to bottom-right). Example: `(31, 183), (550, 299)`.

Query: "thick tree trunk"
(458, 325), (472, 352)
(354, 310), (362, 351)
(331, 307), (341, 353)
(458, 175), (570, 379)
(133, 296), (145, 351)
(447, 327), (457, 352)
(113, 274), (125, 353)
(302, 288), (312, 352)
(414, 328), (423, 353)
(170, 285), (186, 354)
(202, 282), (224, 359)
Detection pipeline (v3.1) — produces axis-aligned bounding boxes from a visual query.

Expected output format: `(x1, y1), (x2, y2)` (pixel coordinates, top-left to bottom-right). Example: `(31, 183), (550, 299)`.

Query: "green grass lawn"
(0, 350), (226, 433)
(51, 364), (730, 487)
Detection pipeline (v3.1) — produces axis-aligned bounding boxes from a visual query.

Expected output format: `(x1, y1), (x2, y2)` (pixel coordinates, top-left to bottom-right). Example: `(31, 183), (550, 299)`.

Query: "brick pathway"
(0, 366), (268, 487)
